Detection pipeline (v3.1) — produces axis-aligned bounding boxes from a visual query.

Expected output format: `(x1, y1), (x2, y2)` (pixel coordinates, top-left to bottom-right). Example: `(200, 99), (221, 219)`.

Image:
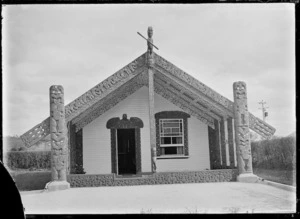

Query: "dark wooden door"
(117, 129), (136, 175)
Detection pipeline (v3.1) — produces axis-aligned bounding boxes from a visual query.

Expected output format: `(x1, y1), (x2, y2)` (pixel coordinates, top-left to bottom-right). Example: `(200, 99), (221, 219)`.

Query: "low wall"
(68, 169), (238, 187)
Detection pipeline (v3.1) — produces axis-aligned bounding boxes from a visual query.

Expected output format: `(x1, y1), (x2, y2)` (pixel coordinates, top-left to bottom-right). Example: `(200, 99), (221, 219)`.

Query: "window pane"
(161, 137), (171, 144)
(172, 137), (182, 144)
(164, 128), (171, 133)
(171, 128), (180, 133)
(161, 146), (184, 155)
(164, 147), (177, 155)
(164, 119), (180, 123)
(177, 147), (184, 155)
(163, 122), (179, 128)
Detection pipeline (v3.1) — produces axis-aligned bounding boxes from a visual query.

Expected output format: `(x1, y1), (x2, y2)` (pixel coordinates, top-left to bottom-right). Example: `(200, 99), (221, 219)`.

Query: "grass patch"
(253, 168), (296, 186)
(10, 170), (51, 191)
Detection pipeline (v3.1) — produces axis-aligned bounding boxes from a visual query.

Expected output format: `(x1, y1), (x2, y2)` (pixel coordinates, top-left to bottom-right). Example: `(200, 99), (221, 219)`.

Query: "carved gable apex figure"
(147, 26), (154, 67)
(147, 26), (153, 55)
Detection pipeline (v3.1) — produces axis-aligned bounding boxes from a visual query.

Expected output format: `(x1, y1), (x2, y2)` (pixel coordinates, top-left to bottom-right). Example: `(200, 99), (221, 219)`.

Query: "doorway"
(117, 129), (136, 175)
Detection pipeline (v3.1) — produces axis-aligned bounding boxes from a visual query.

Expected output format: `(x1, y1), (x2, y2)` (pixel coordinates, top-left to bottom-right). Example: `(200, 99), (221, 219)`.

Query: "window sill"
(157, 155), (189, 159)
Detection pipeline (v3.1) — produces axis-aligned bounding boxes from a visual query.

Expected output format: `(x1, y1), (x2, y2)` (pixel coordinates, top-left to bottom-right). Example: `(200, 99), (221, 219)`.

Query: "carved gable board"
(21, 52), (275, 147)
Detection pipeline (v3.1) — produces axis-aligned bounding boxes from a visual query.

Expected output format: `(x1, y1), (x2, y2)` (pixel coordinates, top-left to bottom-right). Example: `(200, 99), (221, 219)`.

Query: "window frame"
(155, 111), (190, 158)
(159, 119), (184, 156)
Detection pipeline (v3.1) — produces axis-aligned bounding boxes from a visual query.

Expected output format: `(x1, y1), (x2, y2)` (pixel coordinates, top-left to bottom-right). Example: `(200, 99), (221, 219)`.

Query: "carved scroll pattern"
(20, 118), (50, 147)
(50, 85), (68, 181)
(233, 82), (252, 174)
(72, 70), (147, 125)
(64, 54), (146, 121)
(249, 113), (276, 139)
(155, 72), (223, 121)
(74, 74), (147, 132)
(153, 66), (233, 119)
(154, 83), (215, 129)
(154, 53), (234, 110)
(154, 79), (214, 125)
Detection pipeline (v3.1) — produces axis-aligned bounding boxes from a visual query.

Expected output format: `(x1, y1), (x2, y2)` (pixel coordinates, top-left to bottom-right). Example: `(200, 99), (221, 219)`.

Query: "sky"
(2, 4), (295, 138)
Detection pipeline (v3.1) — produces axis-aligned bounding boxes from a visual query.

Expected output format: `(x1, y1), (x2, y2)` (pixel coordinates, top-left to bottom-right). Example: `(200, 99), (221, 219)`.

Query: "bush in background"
(5, 151), (51, 170)
(3, 136), (25, 152)
(251, 136), (296, 170)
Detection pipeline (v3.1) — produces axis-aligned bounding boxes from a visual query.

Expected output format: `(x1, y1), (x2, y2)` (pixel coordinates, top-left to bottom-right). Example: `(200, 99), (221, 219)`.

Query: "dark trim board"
(67, 169), (238, 187)
(69, 123), (85, 174)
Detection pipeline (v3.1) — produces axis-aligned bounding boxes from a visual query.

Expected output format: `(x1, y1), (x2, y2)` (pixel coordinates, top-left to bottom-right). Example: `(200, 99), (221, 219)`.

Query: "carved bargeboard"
(154, 82), (215, 128)
(154, 72), (222, 121)
(249, 113), (276, 139)
(20, 54), (146, 147)
(20, 118), (50, 147)
(74, 72), (147, 132)
(154, 53), (234, 110)
(153, 54), (275, 138)
(20, 52), (276, 148)
(65, 54), (146, 121)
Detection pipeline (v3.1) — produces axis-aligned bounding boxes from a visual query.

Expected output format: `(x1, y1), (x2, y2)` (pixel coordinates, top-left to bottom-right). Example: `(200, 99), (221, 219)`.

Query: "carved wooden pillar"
(233, 81), (257, 182)
(147, 26), (156, 173)
(46, 85), (70, 191)
(220, 119), (227, 168)
(227, 117), (235, 168)
(148, 68), (157, 173)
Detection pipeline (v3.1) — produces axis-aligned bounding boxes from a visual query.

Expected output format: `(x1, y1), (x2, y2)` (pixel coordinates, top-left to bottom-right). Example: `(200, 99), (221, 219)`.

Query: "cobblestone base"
(67, 169), (238, 187)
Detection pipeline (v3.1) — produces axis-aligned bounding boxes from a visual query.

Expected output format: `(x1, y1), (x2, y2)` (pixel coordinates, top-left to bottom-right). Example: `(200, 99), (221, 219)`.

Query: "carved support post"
(46, 85), (70, 191)
(146, 26), (157, 173)
(148, 68), (157, 173)
(227, 117), (235, 168)
(233, 81), (258, 182)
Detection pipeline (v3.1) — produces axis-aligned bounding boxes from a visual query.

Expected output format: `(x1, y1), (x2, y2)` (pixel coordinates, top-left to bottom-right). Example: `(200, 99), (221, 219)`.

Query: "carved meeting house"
(20, 27), (276, 189)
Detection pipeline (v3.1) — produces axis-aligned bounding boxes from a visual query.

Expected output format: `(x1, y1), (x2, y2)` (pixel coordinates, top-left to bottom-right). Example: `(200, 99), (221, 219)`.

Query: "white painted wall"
(154, 94), (210, 172)
(82, 86), (210, 174)
(83, 86), (151, 174)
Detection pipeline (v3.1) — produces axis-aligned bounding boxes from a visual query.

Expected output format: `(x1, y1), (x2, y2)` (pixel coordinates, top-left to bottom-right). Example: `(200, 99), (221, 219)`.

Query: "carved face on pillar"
(148, 26), (153, 38)
(233, 82), (247, 100)
(50, 85), (64, 96)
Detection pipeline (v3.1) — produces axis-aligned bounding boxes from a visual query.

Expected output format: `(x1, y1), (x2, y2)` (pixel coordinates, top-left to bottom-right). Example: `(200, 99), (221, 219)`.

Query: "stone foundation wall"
(67, 169), (238, 187)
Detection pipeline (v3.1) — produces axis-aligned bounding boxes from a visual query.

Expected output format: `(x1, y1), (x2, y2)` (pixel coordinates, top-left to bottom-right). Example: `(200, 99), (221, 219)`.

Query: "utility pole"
(258, 100), (269, 121)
